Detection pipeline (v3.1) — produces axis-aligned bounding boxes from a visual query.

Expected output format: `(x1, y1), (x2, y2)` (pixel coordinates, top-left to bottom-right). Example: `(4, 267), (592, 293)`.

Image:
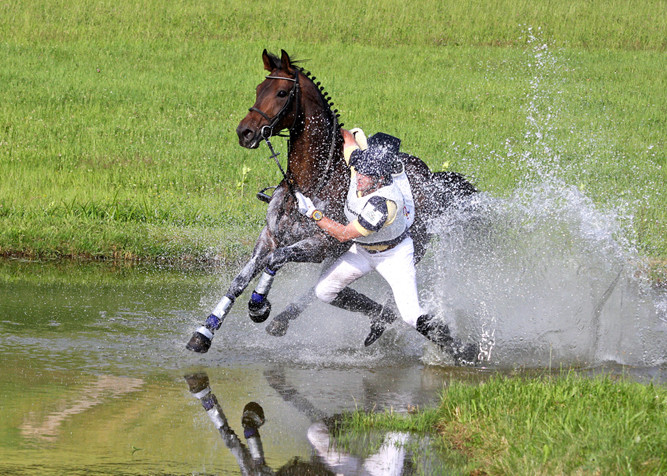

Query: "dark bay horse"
(186, 49), (475, 354)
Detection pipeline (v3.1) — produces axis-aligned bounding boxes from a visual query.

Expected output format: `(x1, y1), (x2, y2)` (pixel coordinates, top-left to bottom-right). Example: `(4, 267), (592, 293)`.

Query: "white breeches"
(314, 237), (425, 328)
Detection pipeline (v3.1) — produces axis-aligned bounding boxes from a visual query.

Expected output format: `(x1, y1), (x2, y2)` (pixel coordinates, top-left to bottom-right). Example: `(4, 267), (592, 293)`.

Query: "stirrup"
(256, 186), (277, 204)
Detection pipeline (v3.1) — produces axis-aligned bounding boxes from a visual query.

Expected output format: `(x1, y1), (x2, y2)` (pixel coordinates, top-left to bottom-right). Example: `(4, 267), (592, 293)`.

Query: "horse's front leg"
(246, 266), (277, 324)
(246, 235), (331, 328)
(186, 228), (274, 353)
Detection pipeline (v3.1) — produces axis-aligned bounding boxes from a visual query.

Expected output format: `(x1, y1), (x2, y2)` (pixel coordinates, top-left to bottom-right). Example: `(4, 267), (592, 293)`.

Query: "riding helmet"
(350, 132), (401, 177)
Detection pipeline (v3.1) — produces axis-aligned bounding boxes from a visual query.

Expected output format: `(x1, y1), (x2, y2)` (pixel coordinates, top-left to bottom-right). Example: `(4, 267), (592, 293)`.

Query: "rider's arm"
(314, 216), (364, 242)
(314, 197), (396, 243)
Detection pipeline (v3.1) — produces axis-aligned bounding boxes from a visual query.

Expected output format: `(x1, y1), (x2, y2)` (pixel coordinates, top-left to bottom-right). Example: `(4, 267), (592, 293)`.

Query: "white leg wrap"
(212, 296), (233, 318)
(206, 408), (225, 430)
(196, 326), (214, 340)
(192, 387), (211, 399)
(247, 437), (264, 462)
(255, 271), (275, 295)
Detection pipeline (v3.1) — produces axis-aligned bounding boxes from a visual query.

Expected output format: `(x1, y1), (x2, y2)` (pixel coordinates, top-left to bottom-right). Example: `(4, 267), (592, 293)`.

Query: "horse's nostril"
(238, 128), (255, 142)
(237, 127), (259, 148)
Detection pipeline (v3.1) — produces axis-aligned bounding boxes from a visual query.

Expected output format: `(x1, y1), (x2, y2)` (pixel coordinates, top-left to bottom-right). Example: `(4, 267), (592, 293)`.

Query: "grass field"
(337, 372), (667, 474)
(0, 1), (665, 272)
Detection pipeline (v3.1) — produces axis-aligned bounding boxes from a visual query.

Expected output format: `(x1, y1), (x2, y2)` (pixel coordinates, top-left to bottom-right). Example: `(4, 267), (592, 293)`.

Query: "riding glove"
(350, 127), (368, 150)
(295, 191), (317, 218)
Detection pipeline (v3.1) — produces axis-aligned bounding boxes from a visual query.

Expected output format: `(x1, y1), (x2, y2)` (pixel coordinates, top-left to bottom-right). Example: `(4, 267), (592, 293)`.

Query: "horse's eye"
(277, 90), (288, 98)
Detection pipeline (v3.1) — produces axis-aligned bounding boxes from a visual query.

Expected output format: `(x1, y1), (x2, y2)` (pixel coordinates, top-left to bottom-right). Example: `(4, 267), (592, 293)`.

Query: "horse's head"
(237, 50), (302, 149)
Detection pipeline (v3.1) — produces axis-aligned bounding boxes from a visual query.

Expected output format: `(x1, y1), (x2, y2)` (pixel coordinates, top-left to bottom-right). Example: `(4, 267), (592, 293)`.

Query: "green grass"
(0, 0), (664, 269)
(338, 372), (667, 474)
(2, 0), (664, 49)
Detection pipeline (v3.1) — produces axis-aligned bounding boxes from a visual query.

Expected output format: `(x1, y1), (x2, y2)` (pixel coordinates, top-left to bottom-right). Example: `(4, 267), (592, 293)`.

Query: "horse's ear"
(262, 49), (278, 72)
(280, 49), (295, 73)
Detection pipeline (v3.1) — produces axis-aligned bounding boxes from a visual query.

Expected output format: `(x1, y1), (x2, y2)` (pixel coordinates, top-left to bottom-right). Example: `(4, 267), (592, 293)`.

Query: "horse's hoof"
(242, 402), (266, 429)
(265, 318), (289, 337)
(184, 373), (210, 393)
(186, 329), (212, 353)
(452, 342), (480, 366)
(364, 320), (387, 347)
(248, 298), (271, 323)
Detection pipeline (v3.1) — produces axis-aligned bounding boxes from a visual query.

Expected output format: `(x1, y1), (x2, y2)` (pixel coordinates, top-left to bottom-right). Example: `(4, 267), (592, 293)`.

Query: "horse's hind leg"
(263, 254), (338, 337)
(265, 286), (316, 337)
(264, 253), (398, 341)
(329, 287), (398, 346)
(265, 285), (397, 344)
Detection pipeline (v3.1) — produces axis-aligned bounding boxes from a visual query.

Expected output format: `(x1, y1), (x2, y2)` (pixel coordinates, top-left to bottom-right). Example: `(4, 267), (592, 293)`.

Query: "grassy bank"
(338, 373), (667, 474)
(0, 1), (664, 268)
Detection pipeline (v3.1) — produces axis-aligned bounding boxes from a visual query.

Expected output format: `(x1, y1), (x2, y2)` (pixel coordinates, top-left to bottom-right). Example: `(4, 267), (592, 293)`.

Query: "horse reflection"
(184, 372), (413, 475)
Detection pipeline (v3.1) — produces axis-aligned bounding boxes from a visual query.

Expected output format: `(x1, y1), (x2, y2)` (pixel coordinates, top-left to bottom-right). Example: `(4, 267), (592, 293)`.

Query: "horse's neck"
(287, 110), (345, 196)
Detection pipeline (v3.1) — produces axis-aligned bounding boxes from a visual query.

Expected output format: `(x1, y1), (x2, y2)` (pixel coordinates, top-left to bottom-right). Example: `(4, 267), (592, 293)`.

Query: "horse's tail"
(426, 171), (477, 217)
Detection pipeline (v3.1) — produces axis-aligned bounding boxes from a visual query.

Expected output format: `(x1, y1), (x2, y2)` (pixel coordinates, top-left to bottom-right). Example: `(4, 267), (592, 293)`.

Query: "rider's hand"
(295, 191), (317, 218)
(350, 127), (368, 150)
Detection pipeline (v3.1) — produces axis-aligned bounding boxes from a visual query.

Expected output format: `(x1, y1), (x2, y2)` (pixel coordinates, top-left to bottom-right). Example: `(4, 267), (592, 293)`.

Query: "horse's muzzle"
(236, 124), (261, 149)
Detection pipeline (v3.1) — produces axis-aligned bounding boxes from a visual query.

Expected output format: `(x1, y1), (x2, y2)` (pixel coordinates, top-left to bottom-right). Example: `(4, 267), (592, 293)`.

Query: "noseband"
(249, 70), (301, 140)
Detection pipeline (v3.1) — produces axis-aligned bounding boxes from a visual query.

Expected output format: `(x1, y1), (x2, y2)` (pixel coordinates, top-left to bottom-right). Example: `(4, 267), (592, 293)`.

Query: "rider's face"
(356, 173), (382, 196)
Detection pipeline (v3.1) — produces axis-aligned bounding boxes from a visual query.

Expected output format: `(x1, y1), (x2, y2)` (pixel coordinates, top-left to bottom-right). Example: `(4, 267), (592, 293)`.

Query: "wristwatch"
(311, 210), (324, 221)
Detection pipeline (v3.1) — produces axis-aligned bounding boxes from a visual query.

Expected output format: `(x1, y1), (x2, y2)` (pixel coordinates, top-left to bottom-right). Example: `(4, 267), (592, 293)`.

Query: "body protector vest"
(345, 175), (408, 246)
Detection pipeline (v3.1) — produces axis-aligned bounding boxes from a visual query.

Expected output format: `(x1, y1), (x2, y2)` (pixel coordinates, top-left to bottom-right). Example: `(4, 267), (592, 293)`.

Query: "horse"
(186, 49), (476, 356)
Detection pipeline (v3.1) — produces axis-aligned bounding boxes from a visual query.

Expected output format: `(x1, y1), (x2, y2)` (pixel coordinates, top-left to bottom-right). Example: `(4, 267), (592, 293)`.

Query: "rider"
(295, 129), (478, 364)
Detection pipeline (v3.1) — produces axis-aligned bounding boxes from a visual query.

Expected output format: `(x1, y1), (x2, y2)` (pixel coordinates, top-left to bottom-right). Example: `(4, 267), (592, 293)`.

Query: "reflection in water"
(19, 375), (143, 442)
(185, 373), (274, 475)
(308, 423), (409, 476)
(263, 366), (421, 475)
(185, 372), (331, 475)
(185, 372), (415, 475)
(2, 260), (663, 474)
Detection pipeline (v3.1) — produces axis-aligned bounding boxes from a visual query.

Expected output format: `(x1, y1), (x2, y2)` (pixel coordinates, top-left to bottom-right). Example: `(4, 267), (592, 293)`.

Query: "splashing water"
(421, 28), (666, 368)
(197, 30), (664, 371)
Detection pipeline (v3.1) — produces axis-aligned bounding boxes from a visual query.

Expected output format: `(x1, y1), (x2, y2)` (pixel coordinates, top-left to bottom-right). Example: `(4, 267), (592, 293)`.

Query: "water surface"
(1, 260), (489, 475)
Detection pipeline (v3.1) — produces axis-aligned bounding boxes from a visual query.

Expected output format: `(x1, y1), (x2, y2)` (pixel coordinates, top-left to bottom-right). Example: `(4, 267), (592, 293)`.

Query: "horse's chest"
(265, 204), (316, 246)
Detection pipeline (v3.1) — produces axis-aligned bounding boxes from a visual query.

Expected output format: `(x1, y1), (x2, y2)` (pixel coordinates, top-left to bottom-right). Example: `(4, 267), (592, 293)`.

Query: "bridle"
(250, 69), (341, 199)
(249, 70), (301, 142)
(248, 70), (301, 195)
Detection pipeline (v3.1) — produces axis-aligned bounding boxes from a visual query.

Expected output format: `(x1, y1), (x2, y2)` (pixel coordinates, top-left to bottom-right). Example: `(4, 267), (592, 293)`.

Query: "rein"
(250, 71), (300, 194)
(261, 133), (295, 195)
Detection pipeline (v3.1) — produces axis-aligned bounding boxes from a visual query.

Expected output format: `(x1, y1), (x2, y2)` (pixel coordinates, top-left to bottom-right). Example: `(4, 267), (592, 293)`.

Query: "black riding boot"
(416, 314), (479, 365)
(329, 287), (397, 347)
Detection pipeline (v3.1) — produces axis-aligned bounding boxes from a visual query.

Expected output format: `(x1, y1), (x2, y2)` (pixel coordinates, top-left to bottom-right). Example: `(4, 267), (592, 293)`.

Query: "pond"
(0, 258), (664, 475)
(0, 260), (486, 474)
